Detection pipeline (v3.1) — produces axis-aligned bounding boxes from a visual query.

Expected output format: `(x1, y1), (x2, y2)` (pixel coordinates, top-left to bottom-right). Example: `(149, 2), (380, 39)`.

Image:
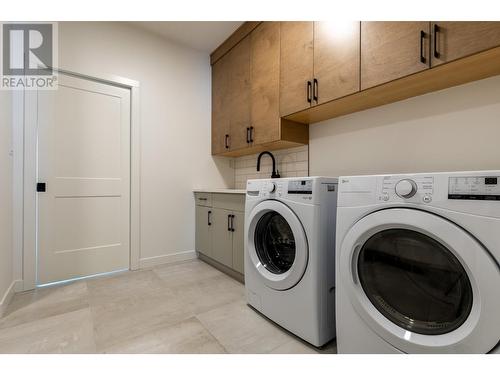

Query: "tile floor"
(0, 259), (336, 354)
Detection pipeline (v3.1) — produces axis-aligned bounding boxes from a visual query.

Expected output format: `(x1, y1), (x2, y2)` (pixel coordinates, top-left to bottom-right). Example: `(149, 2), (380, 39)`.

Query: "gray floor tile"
(0, 281), (89, 329)
(102, 317), (226, 354)
(0, 308), (96, 353)
(196, 300), (293, 353)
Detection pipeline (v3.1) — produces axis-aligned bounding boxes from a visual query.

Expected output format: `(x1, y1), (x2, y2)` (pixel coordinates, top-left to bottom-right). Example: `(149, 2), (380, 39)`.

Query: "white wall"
(310, 76), (500, 177)
(0, 90), (13, 305)
(58, 22), (233, 264)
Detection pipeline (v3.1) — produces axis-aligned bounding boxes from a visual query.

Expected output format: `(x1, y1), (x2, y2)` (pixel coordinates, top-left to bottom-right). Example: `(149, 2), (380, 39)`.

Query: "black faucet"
(257, 151), (280, 179)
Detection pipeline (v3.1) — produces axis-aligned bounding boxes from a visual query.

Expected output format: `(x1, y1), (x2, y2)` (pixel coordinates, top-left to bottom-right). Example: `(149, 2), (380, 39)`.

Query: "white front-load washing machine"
(336, 171), (500, 353)
(245, 177), (338, 347)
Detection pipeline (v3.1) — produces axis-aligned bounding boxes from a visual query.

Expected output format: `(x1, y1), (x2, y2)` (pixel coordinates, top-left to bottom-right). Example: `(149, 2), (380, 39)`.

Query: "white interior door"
(37, 73), (131, 285)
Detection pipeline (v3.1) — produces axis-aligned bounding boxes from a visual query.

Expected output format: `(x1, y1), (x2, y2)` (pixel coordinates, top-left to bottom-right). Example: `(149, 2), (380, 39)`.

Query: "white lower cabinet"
(194, 193), (245, 276)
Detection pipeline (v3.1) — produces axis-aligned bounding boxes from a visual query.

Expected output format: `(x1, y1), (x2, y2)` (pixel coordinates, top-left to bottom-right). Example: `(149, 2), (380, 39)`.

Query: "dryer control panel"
(448, 176), (500, 200)
(378, 175), (434, 203)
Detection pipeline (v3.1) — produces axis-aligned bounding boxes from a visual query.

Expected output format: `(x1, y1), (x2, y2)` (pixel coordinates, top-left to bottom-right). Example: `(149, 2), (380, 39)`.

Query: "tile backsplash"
(233, 145), (309, 189)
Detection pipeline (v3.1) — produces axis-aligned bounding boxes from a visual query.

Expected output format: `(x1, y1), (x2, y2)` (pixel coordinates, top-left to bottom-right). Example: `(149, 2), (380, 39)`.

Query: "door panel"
(195, 206), (212, 257)
(250, 21), (280, 145)
(211, 208), (233, 268)
(37, 74), (130, 284)
(314, 21), (361, 104)
(280, 21), (314, 116)
(431, 21), (500, 66)
(231, 211), (244, 274)
(229, 35), (251, 151)
(211, 56), (230, 154)
(361, 22), (430, 90)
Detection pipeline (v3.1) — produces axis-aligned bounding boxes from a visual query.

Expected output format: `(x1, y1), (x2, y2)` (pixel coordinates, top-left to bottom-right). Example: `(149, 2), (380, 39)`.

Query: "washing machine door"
(247, 200), (308, 291)
(339, 208), (500, 353)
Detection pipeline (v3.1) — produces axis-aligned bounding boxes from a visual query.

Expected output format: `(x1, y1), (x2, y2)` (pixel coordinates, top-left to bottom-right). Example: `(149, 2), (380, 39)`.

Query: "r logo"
(2, 23), (53, 76)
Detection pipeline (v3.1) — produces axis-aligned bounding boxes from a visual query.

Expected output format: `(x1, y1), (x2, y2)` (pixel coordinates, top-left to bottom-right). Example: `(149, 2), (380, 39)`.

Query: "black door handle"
(249, 126), (254, 143)
(37, 182), (46, 192)
(246, 127), (250, 143)
(224, 134), (229, 149)
(420, 30), (427, 64)
(307, 81), (312, 103)
(227, 214), (232, 232)
(313, 78), (318, 103)
(207, 210), (212, 226)
(433, 24), (441, 59)
(230, 214), (235, 232)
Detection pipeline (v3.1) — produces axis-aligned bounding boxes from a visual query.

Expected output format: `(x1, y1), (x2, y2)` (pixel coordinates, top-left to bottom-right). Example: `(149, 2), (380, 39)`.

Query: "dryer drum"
(254, 211), (296, 274)
(357, 228), (473, 336)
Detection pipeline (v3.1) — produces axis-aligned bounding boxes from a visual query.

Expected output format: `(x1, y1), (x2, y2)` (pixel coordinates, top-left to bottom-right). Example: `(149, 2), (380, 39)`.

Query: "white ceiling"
(130, 21), (244, 53)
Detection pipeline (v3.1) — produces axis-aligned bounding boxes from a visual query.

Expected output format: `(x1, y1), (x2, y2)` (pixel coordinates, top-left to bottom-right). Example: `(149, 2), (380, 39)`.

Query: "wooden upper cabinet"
(313, 21), (361, 104)
(250, 22), (280, 145)
(361, 22), (431, 90)
(431, 22), (500, 66)
(280, 22), (314, 117)
(228, 35), (251, 151)
(211, 55), (230, 155)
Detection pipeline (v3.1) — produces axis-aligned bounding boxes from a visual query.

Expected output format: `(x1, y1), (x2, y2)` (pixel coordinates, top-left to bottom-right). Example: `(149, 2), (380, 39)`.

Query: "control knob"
(267, 182), (276, 193)
(395, 179), (417, 198)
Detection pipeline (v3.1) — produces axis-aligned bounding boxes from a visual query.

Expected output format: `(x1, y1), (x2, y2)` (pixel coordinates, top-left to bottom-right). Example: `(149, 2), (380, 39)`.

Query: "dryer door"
(247, 200), (308, 290)
(339, 208), (500, 353)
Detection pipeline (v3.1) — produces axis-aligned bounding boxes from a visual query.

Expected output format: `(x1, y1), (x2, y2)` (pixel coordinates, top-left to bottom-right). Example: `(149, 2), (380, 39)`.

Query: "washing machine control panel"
(379, 175), (434, 203)
(287, 179), (313, 195)
(448, 176), (500, 200)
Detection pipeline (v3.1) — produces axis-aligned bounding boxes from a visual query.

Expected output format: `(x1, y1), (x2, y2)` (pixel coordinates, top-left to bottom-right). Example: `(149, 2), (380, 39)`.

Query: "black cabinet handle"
(227, 214), (231, 231)
(420, 30), (427, 64)
(307, 81), (312, 103)
(246, 127), (250, 143)
(433, 24), (441, 59)
(313, 78), (318, 103)
(249, 126), (254, 143)
(224, 134), (229, 149)
(230, 214), (235, 232)
(207, 210), (212, 226)
(37, 182), (46, 192)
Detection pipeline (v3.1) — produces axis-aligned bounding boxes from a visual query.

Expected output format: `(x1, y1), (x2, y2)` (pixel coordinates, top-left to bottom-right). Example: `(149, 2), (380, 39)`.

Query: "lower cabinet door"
(231, 211), (245, 274)
(195, 206), (212, 257)
(211, 208), (234, 268)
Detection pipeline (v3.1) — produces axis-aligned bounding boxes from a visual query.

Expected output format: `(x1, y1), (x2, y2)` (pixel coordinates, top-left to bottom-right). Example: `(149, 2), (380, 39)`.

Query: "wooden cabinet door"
(211, 208), (233, 268)
(250, 22), (280, 145)
(280, 21), (314, 116)
(313, 21), (361, 104)
(211, 56), (230, 155)
(195, 206), (212, 257)
(431, 22), (500, 66)
(231, 211), (244, 274)
(361, 22), (430, 90)
(228, 35), (251, 151)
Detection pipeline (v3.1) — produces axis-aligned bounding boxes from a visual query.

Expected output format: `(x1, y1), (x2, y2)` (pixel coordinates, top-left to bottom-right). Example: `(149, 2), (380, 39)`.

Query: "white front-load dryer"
(336, 171), (500, 354)
(245, 177), (338, 347)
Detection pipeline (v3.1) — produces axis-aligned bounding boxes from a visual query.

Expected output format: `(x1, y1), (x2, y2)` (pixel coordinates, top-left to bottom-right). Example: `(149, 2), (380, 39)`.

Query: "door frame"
(16, 68), (141, 291)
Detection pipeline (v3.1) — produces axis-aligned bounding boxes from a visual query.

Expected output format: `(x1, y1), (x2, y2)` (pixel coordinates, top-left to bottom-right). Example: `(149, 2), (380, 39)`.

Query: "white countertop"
(193, 188), (246, 195)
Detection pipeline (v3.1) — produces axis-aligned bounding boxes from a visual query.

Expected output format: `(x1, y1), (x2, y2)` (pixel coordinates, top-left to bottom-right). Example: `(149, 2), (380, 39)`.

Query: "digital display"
(288, 180), (313, 194)
(485, 177), (497, 185)
(448, 176), (500, 200)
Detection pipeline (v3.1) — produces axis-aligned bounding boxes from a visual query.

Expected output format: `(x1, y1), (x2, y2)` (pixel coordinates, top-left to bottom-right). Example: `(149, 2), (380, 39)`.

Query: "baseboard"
(198, 253), (244, 284)
(139, 250), (197, 269)
(0, 279), (22, 318)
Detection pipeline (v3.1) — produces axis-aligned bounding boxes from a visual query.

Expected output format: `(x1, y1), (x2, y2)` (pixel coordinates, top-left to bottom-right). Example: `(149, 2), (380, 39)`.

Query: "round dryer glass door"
(358, 228), (473, 335)
(247, 200), (308, 291)
(339, 207), (500, 353)
(254, 211), (296, 274)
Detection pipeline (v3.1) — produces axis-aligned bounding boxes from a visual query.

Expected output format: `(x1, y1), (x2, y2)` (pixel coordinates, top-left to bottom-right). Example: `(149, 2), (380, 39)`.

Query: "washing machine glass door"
(247, 200), (308, 290)
(340, 208), (500, 353)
